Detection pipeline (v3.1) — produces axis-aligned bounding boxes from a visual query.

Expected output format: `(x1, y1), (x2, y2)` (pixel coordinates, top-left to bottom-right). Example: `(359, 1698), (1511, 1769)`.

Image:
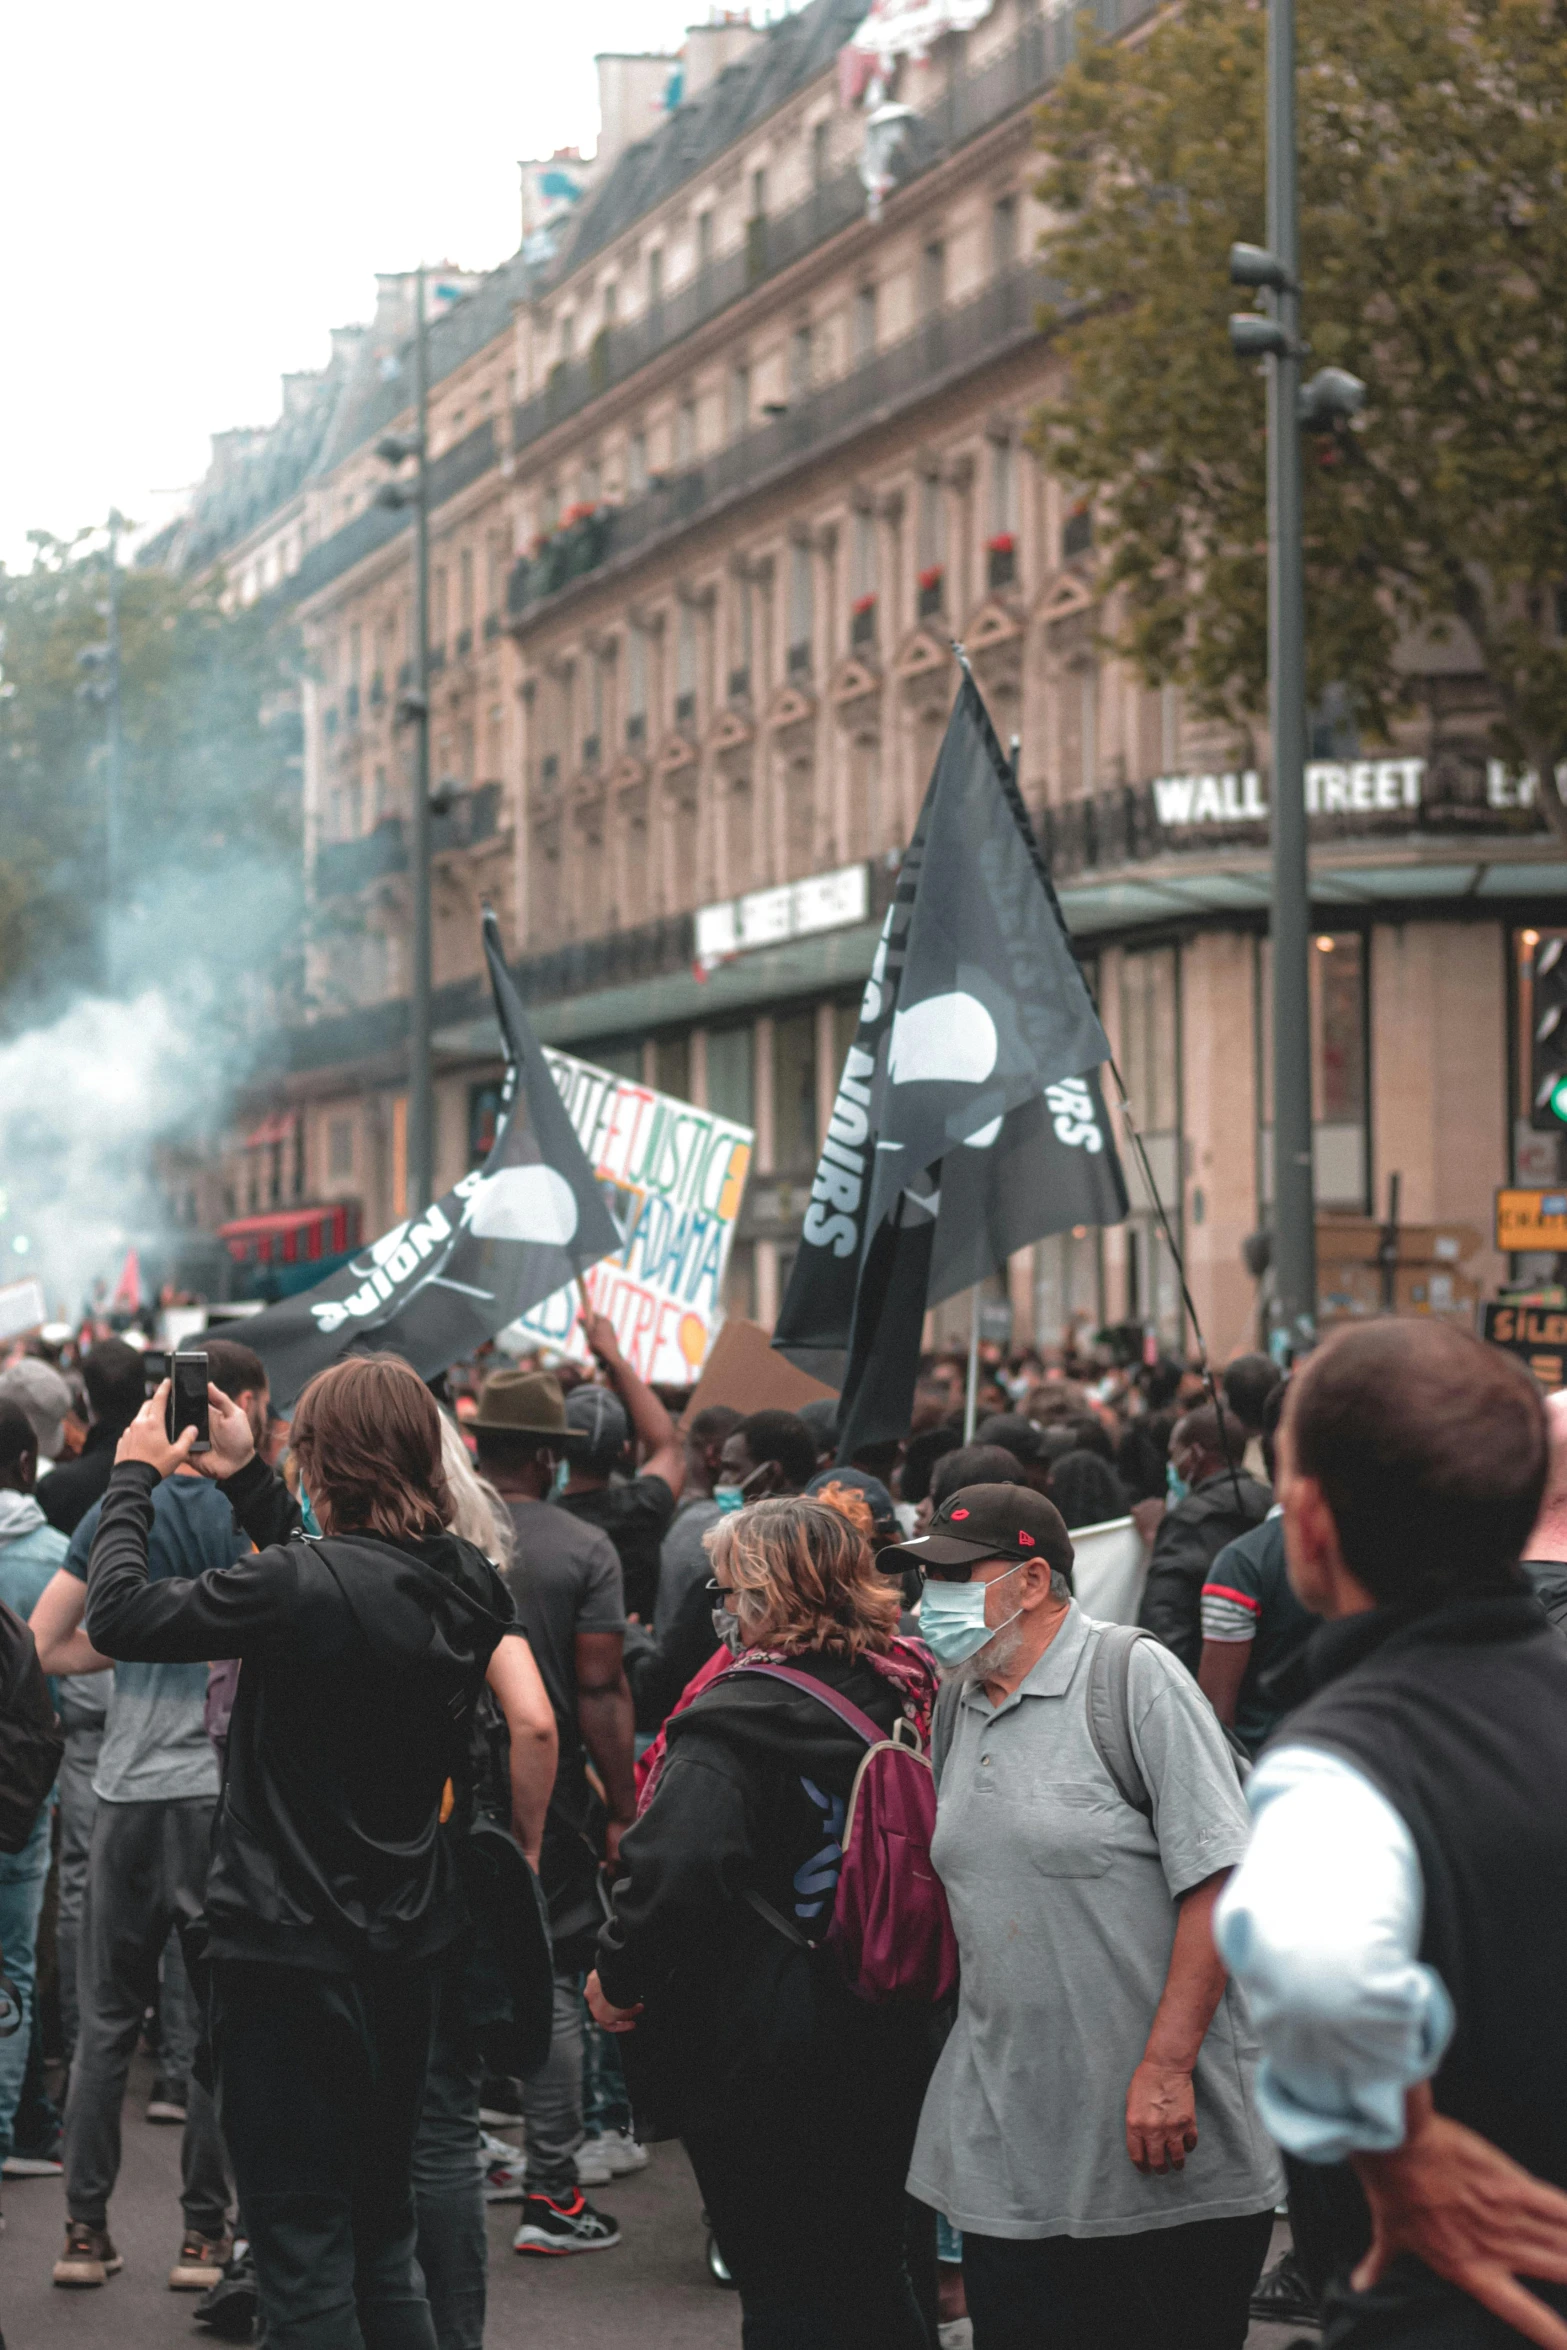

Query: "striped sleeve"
(1200, 1579), (1260, 1644)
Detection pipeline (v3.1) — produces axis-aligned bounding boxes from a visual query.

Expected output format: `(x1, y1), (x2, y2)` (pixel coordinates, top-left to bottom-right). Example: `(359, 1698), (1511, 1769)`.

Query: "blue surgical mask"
(713, 1485), (746, 1516)
(1165, 1460), (1190, 1506)
(298, 1483), (323, 1537)
(919, 1562), (1025, 1668)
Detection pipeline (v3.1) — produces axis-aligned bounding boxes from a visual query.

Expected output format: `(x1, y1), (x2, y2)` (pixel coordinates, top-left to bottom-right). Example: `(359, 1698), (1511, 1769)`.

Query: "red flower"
(917, 564), (943, 593)
(852, 591), (877, 615)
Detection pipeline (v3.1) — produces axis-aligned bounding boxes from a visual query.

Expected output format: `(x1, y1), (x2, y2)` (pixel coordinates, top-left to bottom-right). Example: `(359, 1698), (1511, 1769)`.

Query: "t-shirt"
(66, 1472), (248, 1804)
(1200, 1510), (1318, 1755)
(908, 1604), (1282, 2240)
(557, 1473), (675, 1623)
(501, 1497), (626, 1835)
(654, 1494), (722, 1641)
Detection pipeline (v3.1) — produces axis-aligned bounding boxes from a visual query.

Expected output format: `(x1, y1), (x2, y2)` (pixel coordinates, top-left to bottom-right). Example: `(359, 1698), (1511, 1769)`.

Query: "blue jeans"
(0, 1807), (52, 2162)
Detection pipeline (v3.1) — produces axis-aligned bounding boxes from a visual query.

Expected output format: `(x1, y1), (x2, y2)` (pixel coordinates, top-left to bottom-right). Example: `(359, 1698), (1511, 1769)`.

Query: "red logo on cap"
(1018, 1530), (1035, 1546)
(950, 1508), (970, 1520)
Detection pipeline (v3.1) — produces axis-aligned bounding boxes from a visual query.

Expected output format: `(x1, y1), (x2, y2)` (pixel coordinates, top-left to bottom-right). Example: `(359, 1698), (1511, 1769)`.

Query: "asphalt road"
(0, 2059), (1305, 2349)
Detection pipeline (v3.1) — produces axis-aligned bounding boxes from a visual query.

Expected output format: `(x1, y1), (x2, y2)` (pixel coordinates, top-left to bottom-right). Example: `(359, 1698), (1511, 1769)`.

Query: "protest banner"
(508, 1047), (754, 1385)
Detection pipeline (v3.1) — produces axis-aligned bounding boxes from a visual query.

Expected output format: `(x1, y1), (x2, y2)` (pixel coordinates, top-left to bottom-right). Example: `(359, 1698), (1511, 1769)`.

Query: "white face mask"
(918, 1561), (1026, 1668)
(711, 1603), (743, 1654)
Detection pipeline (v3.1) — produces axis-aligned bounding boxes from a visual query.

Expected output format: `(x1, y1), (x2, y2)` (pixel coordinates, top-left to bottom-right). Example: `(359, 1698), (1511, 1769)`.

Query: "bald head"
(1525, 1388), (1567, 1559)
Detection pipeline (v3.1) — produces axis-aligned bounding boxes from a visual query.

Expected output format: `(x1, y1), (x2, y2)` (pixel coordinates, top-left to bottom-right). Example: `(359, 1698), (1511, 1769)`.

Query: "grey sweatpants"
(63, 1796), (230, 2237)
(519, 1973), (585, 2199)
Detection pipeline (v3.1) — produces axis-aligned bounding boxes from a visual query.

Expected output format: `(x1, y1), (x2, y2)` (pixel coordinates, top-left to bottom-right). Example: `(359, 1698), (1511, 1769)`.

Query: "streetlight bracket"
(395, 692), (429, 727)
(375, 481), (418, 513)
(1228, 312), (1294, 361)
(375, 433), (424, 466)
(1299, 365), (1367, 431)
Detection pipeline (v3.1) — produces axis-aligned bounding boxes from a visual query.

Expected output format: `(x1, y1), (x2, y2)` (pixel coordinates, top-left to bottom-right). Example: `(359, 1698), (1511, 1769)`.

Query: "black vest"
(1287, 1591), (1567, 2189)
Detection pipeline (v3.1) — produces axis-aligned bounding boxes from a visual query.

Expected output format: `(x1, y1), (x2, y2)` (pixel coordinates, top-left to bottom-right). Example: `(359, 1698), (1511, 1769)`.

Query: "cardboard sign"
(508, 1050), (754, 1387)
(1496, 1189), (1567, 1254)
(1483, 1302), (1567, 1391)
(0, 1278), (47, 1345)
(681, 1319), (839, 1423)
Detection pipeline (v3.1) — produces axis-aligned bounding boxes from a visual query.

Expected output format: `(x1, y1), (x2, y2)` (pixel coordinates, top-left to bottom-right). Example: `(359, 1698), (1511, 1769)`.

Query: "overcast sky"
(0, 3), (802, 571)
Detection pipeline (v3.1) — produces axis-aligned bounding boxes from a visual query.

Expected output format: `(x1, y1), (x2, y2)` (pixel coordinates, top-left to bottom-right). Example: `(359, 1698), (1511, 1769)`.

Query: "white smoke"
(0, 988), (226, 1318)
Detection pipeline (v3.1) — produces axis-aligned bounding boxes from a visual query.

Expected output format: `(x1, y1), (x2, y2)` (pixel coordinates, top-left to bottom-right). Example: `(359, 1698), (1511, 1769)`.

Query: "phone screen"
(168, 1352), (211, 1454)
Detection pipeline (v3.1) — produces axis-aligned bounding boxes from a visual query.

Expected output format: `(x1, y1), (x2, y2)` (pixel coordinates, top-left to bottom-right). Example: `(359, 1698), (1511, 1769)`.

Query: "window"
(432, 566), (448, 643)
(459, 547), (473, 629)
(750, 166), (767, 217)
(581, 456), (600, 507)
(918, 474), (945, 573)
(731, 569), (754, 694)
(728, 362), (750, 440)
(349, 623), (362, 685)
(921, 241), (946, 313)
(697, 211), (714, 270)
(654, 1033), (692, 1102)
(602, 280), (618, 323)
(990, 438), (1016, 538)
(676, 398), (697, 466)
(706, 1025), (754, 1127)
(790, 325), (813, 400)
(541, 481), (560, 534)
(647, 248), (664, 307)
(560, 314), (575, 360)
(852, 507), (878, 602)
(772, 1011), (818, 1172)
(788, 539), (813, 666)
(811, 120), (830, 187)
(628, 429), (648, 497)
(1120, 945), (1184, 1343)
(1256, 932), (1369, 1210)
(676, 601), (697, 720)
(328, 1116), (355, 1178)
(485, 534), (502, 617)
(626, 623), (647, 736)
(853, 284), (877, 363)
(992, 195), (1018, 274)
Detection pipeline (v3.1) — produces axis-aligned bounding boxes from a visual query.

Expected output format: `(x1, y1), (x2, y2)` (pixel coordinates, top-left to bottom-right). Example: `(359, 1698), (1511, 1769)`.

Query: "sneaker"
(4, 2137), (64, 2176)
(194, 2242), (260, 2339)
(1248, 2249), (1320, 2327)
(53, 2222), (124, 2287)
(479, 2074), (524, 2124)
(512, 2190), (620, 2255)
(574, 2135), (614, 2187)
(147, 2078), (188, 2125)
(483, 2141), (528, 2202)
(599, 2127), (649, 2177)
(170, 2232), (232, 2291)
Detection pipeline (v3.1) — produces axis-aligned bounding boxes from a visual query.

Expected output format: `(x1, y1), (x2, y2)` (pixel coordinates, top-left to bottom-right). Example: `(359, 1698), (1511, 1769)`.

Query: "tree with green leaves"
(1031, 0), (1567, 838)
(0, 529), (304, 1021)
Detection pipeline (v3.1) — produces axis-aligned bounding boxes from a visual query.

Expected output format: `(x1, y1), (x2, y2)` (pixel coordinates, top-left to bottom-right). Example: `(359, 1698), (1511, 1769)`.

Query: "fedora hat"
(471, 1368), (588, 1449)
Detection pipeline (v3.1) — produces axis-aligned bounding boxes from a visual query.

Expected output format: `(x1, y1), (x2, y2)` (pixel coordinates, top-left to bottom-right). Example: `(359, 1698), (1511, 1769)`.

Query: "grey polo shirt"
(908, 1603), (1283, 2240)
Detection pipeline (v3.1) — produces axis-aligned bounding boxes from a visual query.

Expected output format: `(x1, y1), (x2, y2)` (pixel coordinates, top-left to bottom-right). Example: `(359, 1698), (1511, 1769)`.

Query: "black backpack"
(0, 1599), (63, 1856)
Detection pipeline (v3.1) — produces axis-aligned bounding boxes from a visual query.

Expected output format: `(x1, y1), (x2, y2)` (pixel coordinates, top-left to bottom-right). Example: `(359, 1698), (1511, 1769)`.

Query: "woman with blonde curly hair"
(588, 1495), (940, 2348)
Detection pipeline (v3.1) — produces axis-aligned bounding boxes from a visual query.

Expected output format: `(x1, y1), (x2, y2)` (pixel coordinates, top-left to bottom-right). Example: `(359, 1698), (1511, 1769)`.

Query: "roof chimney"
(683, 12), (761, 104)
(594, 50), (682, 175)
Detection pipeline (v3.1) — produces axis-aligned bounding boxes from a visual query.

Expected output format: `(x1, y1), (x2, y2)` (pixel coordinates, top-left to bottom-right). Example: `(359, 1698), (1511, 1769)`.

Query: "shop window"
(707, 1024), (755, 1129)
(1256, 931), (1369, 1211)
(654, 1033), (691, 1102)
(772, 1010), (818, 1172)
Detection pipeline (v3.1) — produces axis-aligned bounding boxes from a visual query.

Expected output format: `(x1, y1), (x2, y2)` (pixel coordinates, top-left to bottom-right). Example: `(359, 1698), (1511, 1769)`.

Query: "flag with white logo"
(774, 673), (1128, 1454)
(241, 912), (622, 1410)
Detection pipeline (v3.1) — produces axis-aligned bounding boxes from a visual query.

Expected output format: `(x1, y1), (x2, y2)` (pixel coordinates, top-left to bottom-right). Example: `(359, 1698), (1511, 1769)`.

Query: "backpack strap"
(1086, 1624), (1156, 1819)
(714, 1661), (883, 1747)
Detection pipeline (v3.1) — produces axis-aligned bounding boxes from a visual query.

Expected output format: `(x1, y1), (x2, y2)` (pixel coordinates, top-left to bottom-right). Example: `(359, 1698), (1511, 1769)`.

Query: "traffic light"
(1530, 934), (1567, 1130)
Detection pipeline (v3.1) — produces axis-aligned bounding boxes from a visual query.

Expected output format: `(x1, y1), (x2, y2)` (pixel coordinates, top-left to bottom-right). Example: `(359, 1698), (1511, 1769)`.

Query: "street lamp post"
(377, 266), (435, 1217)
(1228, 0), (1362, 1360)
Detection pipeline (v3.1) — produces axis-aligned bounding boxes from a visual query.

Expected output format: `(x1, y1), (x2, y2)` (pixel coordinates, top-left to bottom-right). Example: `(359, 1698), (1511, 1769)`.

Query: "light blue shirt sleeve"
(1214, 1743), (1454, 2163)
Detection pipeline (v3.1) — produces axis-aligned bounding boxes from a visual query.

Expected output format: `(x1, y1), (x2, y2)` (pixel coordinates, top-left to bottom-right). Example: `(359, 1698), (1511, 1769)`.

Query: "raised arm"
(485, 1634), (558, 1870)
(582, 1311), (685, 1499)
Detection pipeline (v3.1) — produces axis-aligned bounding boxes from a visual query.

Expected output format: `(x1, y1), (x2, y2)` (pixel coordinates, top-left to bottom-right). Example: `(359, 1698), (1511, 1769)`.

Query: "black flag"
(241, 912), (622, 1410)
(774, 674), (1128, 1454)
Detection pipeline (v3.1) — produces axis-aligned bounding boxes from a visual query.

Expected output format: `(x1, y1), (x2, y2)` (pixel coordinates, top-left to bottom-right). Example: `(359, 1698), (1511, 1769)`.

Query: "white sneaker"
(480, 2133), (527, 2202)
(574, 2136), (614, 2187)
(600, 2128), (649, 2176)
(937, 2323), (974, 2350)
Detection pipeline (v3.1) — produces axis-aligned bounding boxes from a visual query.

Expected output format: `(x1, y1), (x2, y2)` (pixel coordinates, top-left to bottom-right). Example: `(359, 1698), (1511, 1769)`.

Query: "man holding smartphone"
(29, 1336), (269, 2295)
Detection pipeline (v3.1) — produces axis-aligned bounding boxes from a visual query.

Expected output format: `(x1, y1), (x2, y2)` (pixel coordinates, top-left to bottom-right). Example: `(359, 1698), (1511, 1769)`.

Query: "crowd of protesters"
(3, 1305), (1567, 2350)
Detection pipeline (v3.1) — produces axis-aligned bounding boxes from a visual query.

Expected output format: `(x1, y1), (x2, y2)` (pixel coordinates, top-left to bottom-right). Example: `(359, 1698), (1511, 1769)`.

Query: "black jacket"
(1139, 1470), (1272, 1672)
(39, 1418), (132, 1538)
(84, 1456), (514, 1971)
(597, 1651), (936, 2138)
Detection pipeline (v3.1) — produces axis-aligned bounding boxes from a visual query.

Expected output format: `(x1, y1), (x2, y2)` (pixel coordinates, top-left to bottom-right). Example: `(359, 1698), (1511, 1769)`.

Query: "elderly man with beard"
(894, 1485), (1280, 2350)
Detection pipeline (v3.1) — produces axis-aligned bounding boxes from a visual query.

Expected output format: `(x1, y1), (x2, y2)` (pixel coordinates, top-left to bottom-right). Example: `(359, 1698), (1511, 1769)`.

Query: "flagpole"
(964, 1284), (981, 1442)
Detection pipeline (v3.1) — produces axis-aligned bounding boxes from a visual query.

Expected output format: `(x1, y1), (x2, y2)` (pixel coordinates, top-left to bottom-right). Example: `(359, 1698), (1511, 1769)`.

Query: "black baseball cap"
(890, 1483), (1075, 1582)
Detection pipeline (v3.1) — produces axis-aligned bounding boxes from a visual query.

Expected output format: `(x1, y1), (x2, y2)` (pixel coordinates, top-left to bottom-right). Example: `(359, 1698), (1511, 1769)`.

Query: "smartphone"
(167, 1351), (212, 1455)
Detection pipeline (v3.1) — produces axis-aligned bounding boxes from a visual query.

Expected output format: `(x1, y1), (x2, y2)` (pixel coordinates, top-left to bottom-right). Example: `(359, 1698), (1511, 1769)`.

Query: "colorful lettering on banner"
(507, 1048), (755, 1385)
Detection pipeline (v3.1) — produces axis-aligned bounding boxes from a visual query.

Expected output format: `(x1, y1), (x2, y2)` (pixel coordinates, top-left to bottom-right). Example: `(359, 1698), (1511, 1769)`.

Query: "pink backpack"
(726, 1663), (959, 2006)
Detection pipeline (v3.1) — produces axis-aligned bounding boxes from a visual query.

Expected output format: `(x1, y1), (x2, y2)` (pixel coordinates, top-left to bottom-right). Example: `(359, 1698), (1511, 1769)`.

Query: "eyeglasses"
(705, 1579), (739, 1600)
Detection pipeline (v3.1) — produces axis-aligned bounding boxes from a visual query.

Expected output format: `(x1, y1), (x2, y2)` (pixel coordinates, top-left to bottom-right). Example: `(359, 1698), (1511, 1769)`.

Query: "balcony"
(315, 817), (407, 897)
(433, 781), (503, 852)
(508, 265), (1046, 629)
(917, 570), (945, 620)
(987, 537), (1017, 591)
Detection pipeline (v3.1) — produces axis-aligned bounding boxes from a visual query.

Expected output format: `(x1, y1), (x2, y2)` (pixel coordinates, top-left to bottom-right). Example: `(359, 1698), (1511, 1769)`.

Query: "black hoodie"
(85, 1455), (515, 1972)
(598, 1652), (936, 2137)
